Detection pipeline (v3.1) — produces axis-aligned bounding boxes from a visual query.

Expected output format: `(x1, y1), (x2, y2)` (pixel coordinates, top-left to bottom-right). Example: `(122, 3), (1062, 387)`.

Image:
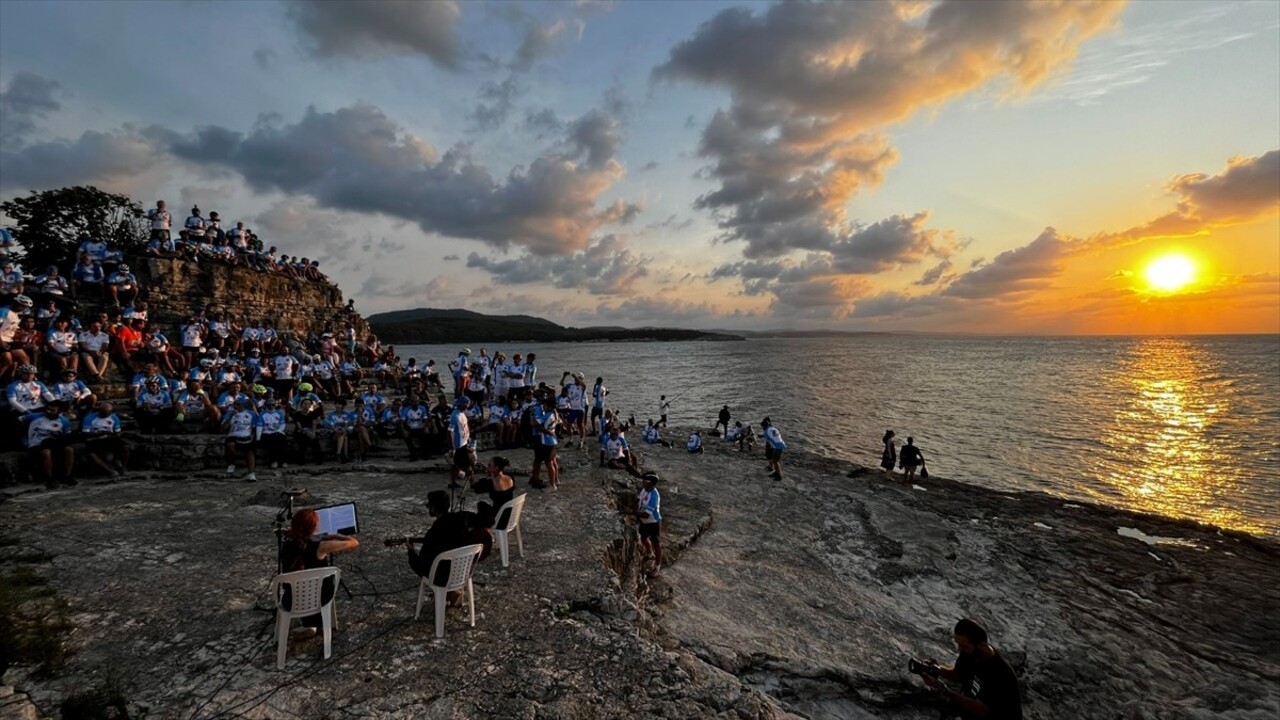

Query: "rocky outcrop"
(1, 429), (1276, 719)
(131, 255), (354, 336)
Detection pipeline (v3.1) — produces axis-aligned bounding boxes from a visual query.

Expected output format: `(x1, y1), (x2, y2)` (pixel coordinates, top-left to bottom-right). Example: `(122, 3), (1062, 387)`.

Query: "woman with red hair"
(278, 508), (360, 636)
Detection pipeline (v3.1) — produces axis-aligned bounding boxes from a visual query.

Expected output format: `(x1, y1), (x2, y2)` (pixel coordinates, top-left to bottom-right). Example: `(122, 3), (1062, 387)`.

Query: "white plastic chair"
(270, 566), (340, 669)
(415, 543), (484, 638)
(493, 493), (527, 568)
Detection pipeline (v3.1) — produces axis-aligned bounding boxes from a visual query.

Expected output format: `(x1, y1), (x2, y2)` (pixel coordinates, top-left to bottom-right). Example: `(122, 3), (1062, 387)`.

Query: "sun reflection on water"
(1097, 337), (1258, 533)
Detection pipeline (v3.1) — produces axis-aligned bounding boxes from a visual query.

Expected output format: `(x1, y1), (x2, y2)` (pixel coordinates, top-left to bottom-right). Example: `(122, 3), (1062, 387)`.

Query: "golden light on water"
(1099, 338), (1260, 534)
(1143, 253), (1196, 292)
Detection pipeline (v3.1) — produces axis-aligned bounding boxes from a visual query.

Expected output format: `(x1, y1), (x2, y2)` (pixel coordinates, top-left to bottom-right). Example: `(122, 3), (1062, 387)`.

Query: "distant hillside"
(367, 308), (744, 344)
(714, 329), (891, 339)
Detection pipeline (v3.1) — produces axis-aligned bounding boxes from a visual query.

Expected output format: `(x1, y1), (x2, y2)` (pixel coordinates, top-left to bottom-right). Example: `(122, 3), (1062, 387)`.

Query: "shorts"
(0, 341), (9, 352)
(566, 409), (583, 423)
(638, 522), (660, 541)
(590, 407), (603, 419)
(86, 435), (124, 456)
(229, 437), (255, 450)
(769, 448), (783, 462)
(28, 438), (65, 454)
(150, 229), (171, 241)
(533, 443), (551, 463)
(453, 448), (473, 471)
(765, 445), (774, 461)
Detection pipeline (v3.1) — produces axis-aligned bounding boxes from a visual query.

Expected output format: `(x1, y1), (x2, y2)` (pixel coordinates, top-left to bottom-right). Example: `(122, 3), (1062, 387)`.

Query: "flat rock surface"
(1, 429), (1277, 719)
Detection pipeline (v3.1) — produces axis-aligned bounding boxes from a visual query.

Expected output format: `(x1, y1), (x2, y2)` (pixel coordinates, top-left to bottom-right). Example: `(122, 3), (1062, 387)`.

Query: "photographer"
(912, 618), (1022, 719)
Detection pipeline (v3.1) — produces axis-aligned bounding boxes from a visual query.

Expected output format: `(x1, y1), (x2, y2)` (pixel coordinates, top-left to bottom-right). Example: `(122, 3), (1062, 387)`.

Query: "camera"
(908, 658), (941, 677)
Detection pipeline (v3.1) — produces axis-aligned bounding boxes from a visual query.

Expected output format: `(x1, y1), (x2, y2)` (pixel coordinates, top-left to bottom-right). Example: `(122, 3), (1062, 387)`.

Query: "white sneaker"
(226, 464), (236, 476)
(280, 462), (289, 469)
(271, 462), (280, 469)
(246, 472), (257, 482)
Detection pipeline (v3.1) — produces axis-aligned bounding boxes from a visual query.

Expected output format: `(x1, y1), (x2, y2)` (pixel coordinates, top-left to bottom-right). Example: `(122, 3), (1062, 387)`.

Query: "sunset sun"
(1144, 254), (1197, 292)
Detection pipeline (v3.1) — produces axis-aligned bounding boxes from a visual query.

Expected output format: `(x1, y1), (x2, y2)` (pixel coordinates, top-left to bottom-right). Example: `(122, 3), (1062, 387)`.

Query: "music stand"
(254, 487), (307, 613)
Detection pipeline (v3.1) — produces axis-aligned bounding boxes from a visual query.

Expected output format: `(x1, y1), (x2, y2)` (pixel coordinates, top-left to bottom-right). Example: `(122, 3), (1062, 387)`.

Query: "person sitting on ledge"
(81, 401), (130, 477)
(913, 618), (1023, 720)
(27, 400), (75, 487)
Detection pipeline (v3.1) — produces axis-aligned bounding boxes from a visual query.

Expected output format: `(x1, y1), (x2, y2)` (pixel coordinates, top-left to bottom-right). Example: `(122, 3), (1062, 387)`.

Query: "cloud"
(178, 185), (236, 213)
(769, 275), (872, 320)
(284, 0), (462, 69)
(514, 18), (570, 71)
(0, 72), (62, 149)
(1089, 149), (1280, 248)
(915, 259), (955, 287)
(360, 271), (456, 304)
(0, 125), (170, 194)
(168, 103), (635, 255)
(466, 234), (648, 296)
(942, 228), (1072, 299)
(523, 108), (563, 138)
(706, 211), (957, 313)
(252, 47), (277, 69)
(251, 198), (359, 266)
(470, 76), (524, 131)
(654, 1), (1121, 258)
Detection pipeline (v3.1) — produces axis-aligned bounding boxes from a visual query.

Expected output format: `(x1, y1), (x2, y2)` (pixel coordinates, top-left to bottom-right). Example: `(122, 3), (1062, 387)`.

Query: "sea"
(398, 335), (1280, 537)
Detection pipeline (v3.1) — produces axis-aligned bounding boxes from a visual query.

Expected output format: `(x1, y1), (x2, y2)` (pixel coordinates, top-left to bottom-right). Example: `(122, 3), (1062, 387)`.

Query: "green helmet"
(297, 382), (313, 392)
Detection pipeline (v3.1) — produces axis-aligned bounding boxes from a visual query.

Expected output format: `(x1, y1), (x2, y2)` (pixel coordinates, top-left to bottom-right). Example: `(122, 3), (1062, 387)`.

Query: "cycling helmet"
(252, 384), (267, 394)
(199, 358), (215, 368)
(297, 382), (313, 392)
(18, 364), (36, 374)
(14, 295), (33, 307)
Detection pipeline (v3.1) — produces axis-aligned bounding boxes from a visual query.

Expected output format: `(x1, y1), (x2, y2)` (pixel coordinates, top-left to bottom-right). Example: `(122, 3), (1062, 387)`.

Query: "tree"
(0, 186), (147, 273)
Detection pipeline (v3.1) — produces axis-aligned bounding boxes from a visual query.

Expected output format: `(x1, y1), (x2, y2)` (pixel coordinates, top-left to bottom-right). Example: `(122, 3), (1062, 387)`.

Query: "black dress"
(880, 440), (896, 471)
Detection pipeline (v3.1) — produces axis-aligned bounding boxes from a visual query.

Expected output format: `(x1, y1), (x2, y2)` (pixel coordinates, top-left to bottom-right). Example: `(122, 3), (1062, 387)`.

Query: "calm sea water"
(398, 335), (1280, 536)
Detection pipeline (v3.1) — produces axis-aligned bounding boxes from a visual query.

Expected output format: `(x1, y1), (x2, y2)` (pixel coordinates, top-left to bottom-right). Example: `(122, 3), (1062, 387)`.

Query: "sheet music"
(314, 503), (358, 535)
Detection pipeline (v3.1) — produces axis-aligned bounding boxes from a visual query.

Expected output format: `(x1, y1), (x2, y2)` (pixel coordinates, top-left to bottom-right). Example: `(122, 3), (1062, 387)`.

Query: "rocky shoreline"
(1, 427), (1277, 719)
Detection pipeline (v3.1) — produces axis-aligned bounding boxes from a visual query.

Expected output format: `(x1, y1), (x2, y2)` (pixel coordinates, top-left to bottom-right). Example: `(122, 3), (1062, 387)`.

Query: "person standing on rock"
(880, 430), (897, 475)
(915, 618), (1023, 720)
(590, 377), (608, 434)
(636, 472), (663, 576)
(761, 417), (786, 482)
(449, 397), (476, 489)
(657, 395), (671, 427)
(716, 405), (731, 436)
(900, 437), (925, 482)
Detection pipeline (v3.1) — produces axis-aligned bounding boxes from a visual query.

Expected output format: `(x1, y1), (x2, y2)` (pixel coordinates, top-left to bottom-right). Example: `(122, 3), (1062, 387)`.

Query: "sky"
(1, 0), (1277, 334)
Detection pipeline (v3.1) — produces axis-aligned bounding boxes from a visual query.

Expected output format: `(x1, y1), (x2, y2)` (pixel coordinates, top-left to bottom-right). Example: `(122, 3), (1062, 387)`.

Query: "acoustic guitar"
(383, 530), (494, 561)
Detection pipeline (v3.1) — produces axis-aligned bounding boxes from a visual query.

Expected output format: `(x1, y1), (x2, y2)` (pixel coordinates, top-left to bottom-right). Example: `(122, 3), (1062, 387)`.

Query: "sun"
(1144, 254), (1196, 292)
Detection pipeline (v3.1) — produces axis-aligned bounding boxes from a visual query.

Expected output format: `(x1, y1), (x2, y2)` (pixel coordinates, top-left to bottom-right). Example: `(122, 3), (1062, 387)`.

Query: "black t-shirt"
(955, 650), (1022, 720)
(277, 538), (335, 612)
(412, 512), (478, 585)
(901, 444), (923, 466)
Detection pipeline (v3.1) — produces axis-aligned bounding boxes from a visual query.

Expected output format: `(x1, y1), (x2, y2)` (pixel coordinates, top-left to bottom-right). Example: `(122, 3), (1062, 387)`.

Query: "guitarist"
(388, 490), (491, 588)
